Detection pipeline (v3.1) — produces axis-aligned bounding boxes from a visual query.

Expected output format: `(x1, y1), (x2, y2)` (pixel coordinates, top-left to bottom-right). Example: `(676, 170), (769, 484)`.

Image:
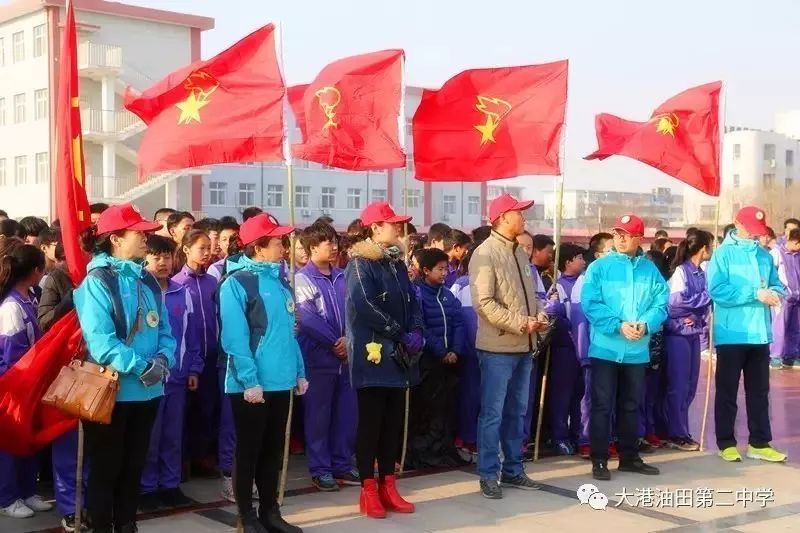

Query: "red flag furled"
(0, 0), (86, 455)
(287, 84), (309, 143)
(125, 24), (285, 177)
(413, 60), (568, 181)
(585, 81), (722, 196)
(292, 49), (406, 171)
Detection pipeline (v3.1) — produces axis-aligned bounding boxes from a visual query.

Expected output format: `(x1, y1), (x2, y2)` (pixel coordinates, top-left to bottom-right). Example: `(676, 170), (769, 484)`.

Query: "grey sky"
(75, 1), (800, 195)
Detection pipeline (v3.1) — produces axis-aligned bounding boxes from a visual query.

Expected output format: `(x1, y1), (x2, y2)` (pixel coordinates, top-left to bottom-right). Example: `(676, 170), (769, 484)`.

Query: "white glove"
(243, 385), (265, 404)
(295, 378), (309, 396)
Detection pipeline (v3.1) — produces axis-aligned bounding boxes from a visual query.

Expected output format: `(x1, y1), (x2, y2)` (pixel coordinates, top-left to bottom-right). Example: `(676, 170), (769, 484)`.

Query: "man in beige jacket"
(469, 194), (549, 499)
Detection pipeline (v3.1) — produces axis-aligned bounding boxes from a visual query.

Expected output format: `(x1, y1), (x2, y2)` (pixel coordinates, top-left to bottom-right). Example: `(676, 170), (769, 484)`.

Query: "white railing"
(78, 42), (122, 71)
(87, 174), (138, 200)
(80, 108), (142, 136)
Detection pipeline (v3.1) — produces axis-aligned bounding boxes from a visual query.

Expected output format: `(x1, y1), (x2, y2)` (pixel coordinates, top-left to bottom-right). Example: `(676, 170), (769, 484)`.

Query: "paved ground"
(3, 359), (800, 533)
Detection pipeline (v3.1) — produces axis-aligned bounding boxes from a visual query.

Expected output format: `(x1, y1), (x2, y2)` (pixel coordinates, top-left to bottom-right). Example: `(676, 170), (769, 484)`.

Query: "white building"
(684, 113), (800, 227)
(0, 0), (214, 221)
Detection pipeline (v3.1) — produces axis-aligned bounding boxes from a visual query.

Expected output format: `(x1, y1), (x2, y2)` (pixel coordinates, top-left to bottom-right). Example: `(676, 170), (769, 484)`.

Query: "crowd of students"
(0, 202), (798, 531)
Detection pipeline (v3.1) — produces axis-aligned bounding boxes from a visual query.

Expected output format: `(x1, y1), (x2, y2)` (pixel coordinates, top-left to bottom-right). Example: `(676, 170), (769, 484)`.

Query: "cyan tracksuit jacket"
(706, 231), (784, 346)
(74, 254), (177, 402)
(580, 249), (668, 364)
(218, 255), (305, 393)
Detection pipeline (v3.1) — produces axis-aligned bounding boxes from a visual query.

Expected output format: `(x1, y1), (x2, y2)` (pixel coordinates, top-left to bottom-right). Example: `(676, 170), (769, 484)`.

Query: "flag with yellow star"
(292, 49), (406, 171)
(412, 60), (568, 181)
(585, 81), (722, 196)
(124, 24), (285, 178)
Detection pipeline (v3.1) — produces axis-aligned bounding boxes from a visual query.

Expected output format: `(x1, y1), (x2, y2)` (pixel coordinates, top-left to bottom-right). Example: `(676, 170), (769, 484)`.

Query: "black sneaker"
(159, 487), (193, 507)
(333, 469), (361, 486)
(479, 479), (503, 499)
(500, 473), (541, 491)
(618, 458), (660, 475)
(138, 491), (161, 513)
(311, 474), (340, 492)
(637, 438), (655, 454)
(592, 461), (611, 481)
(259, 504), (302, 533)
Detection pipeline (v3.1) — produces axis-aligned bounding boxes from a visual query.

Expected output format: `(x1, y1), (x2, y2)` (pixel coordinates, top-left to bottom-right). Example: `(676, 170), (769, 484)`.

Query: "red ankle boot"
(378, 475), (415, 513)
(359, 479), (386, 519)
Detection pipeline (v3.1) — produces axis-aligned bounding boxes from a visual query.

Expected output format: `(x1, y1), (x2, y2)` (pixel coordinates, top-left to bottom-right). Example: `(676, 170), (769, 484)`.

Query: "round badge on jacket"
(146, 311), (160, 328)
(286, 299), (296, 314)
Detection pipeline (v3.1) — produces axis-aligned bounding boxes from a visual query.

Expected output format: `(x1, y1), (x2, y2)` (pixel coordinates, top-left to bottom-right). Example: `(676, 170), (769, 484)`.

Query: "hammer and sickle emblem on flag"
(316, 86), (341, 130)
(652, 113), (679, 137)
(474, 96), (512, 145)
(176, 70), (220, 125)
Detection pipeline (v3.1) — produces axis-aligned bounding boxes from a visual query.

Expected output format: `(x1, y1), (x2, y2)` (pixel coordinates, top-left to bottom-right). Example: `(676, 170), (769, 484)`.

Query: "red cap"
(735, 205), (769, 237)
(488, 193), (534, 223)
(239, 213), (294, 246)
(360, 202), (412, 226)
(96, 203), (161, 235)
(612, 214), (645, 237)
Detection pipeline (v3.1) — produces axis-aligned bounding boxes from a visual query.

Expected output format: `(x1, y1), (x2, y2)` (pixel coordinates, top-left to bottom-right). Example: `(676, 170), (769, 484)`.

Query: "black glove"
(140, 356), (169, 387)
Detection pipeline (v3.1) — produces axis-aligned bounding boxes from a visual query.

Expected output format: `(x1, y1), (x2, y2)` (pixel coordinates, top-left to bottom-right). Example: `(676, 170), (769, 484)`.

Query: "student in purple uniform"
(769, 228), (800, 369)
(663, 230), (713, 451)
(172, 230), (219, 477)
(443, 230), (471, 288)
(139, 236), (203, 511)
(295, 222), (359, 492)
(545, 244), (586, 455)
(208, 218), (241, 281)
(0, 240), (50, 519)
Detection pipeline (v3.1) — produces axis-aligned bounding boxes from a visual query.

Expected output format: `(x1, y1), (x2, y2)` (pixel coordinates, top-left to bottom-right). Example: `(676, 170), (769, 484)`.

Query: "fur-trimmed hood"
(349, 239), (405, 262)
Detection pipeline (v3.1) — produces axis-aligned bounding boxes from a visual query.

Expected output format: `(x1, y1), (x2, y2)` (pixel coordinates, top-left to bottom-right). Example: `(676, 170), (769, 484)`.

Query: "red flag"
(585, 81), (722, 196)
(292, 50), (406, 171)
(412, 60), (568, 181)
(125, 24), (285, 177)
(55, 0), (90, 285)
(0, 1), (86, 455)
(288, 84), (309, 143)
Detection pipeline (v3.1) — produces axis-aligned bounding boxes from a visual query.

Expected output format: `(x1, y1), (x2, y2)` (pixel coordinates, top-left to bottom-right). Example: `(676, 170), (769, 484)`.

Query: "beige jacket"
(469, 231), (542, 353)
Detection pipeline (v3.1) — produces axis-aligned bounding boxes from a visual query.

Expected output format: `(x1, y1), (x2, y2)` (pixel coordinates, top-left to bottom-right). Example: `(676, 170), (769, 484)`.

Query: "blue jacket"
(665, 261), (711, 337)
(0, 289), (42, 377)
(74, 254), (176, 402)
(414, 280), (466, 360)
(219, 255), (305, 393)
(171, 265), (218, 363)
(580, 249), (668, 364)
(295, 261), (347, 375)
(345, 240), (423, 389)
(706, 231), (784, 346)
(163, 280), (203, 392)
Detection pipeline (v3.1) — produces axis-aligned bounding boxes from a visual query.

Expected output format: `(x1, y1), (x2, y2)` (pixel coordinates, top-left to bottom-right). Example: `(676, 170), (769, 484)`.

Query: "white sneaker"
(0, 499), (35, 518)
(24, 495), (53, 512)
(221, 476), (235, 503)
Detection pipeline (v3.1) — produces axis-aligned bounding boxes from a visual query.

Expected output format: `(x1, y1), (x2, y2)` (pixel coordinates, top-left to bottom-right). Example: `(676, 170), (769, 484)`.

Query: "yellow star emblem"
(176, 92), (209, 125)
(653, 113), (679, 137)
(474, 96), (512, 145)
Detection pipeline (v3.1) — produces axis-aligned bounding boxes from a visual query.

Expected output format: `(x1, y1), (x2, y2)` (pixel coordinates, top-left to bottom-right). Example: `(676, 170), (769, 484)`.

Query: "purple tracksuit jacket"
(451, 275), (480, 446)
(771, 244), (800, 359)
(295, 261), (356, 477)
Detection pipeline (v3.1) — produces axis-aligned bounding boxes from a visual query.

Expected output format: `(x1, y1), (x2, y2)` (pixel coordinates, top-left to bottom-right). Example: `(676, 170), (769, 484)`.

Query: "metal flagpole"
(397, 55), (411, 476)
(698, 83), (726, 453)
(276, 20), (294, 507)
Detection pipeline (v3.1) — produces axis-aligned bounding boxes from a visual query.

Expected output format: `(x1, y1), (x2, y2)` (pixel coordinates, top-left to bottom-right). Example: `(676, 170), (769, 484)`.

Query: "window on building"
(787, 150), (794, 167)
(12, 31), (24, 63)
(371, 189), (387, 203)
(35, 152), (48, 184)
(33, 25), (45, 58)
(763, 144), (776, 162)
(239, 183), (257, 206)
(443, 195), (456, 215)
(13, 93), (25, 123)
(763, 173), (776, 187)
(403, 188), (421, 209)
(733, 144), (741, 160)
(0, 98), (5, 126)
(209, 181), (226, 206)
(0, 37), (5, 66)
(732, 174), (740, 188)
(347, 188), (362, 210)
(700, 205), (716, 221)
(467, 195), (480, 215)
(321, 187), (336, 209)
(406, 154), (414, 172)
(266, 184), (283, 207)
(295, 185), (311, 208)
(34, 89), (47, 120)
(14, 155), (27, 185)
(0, 159), (6, 187)
(405, 119), (412, 139)
(786, 178), (794, 189)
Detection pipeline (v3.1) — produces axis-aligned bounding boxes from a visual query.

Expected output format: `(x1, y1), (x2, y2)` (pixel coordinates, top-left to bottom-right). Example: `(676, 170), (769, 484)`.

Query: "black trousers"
(407, 362), (459, 469)
(229, 391), (290, 517)
(589, 358), (647, 463)
(356, 387), (405, 482)
(84, 398), (159, 529)
(714, 344), (772, 450)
